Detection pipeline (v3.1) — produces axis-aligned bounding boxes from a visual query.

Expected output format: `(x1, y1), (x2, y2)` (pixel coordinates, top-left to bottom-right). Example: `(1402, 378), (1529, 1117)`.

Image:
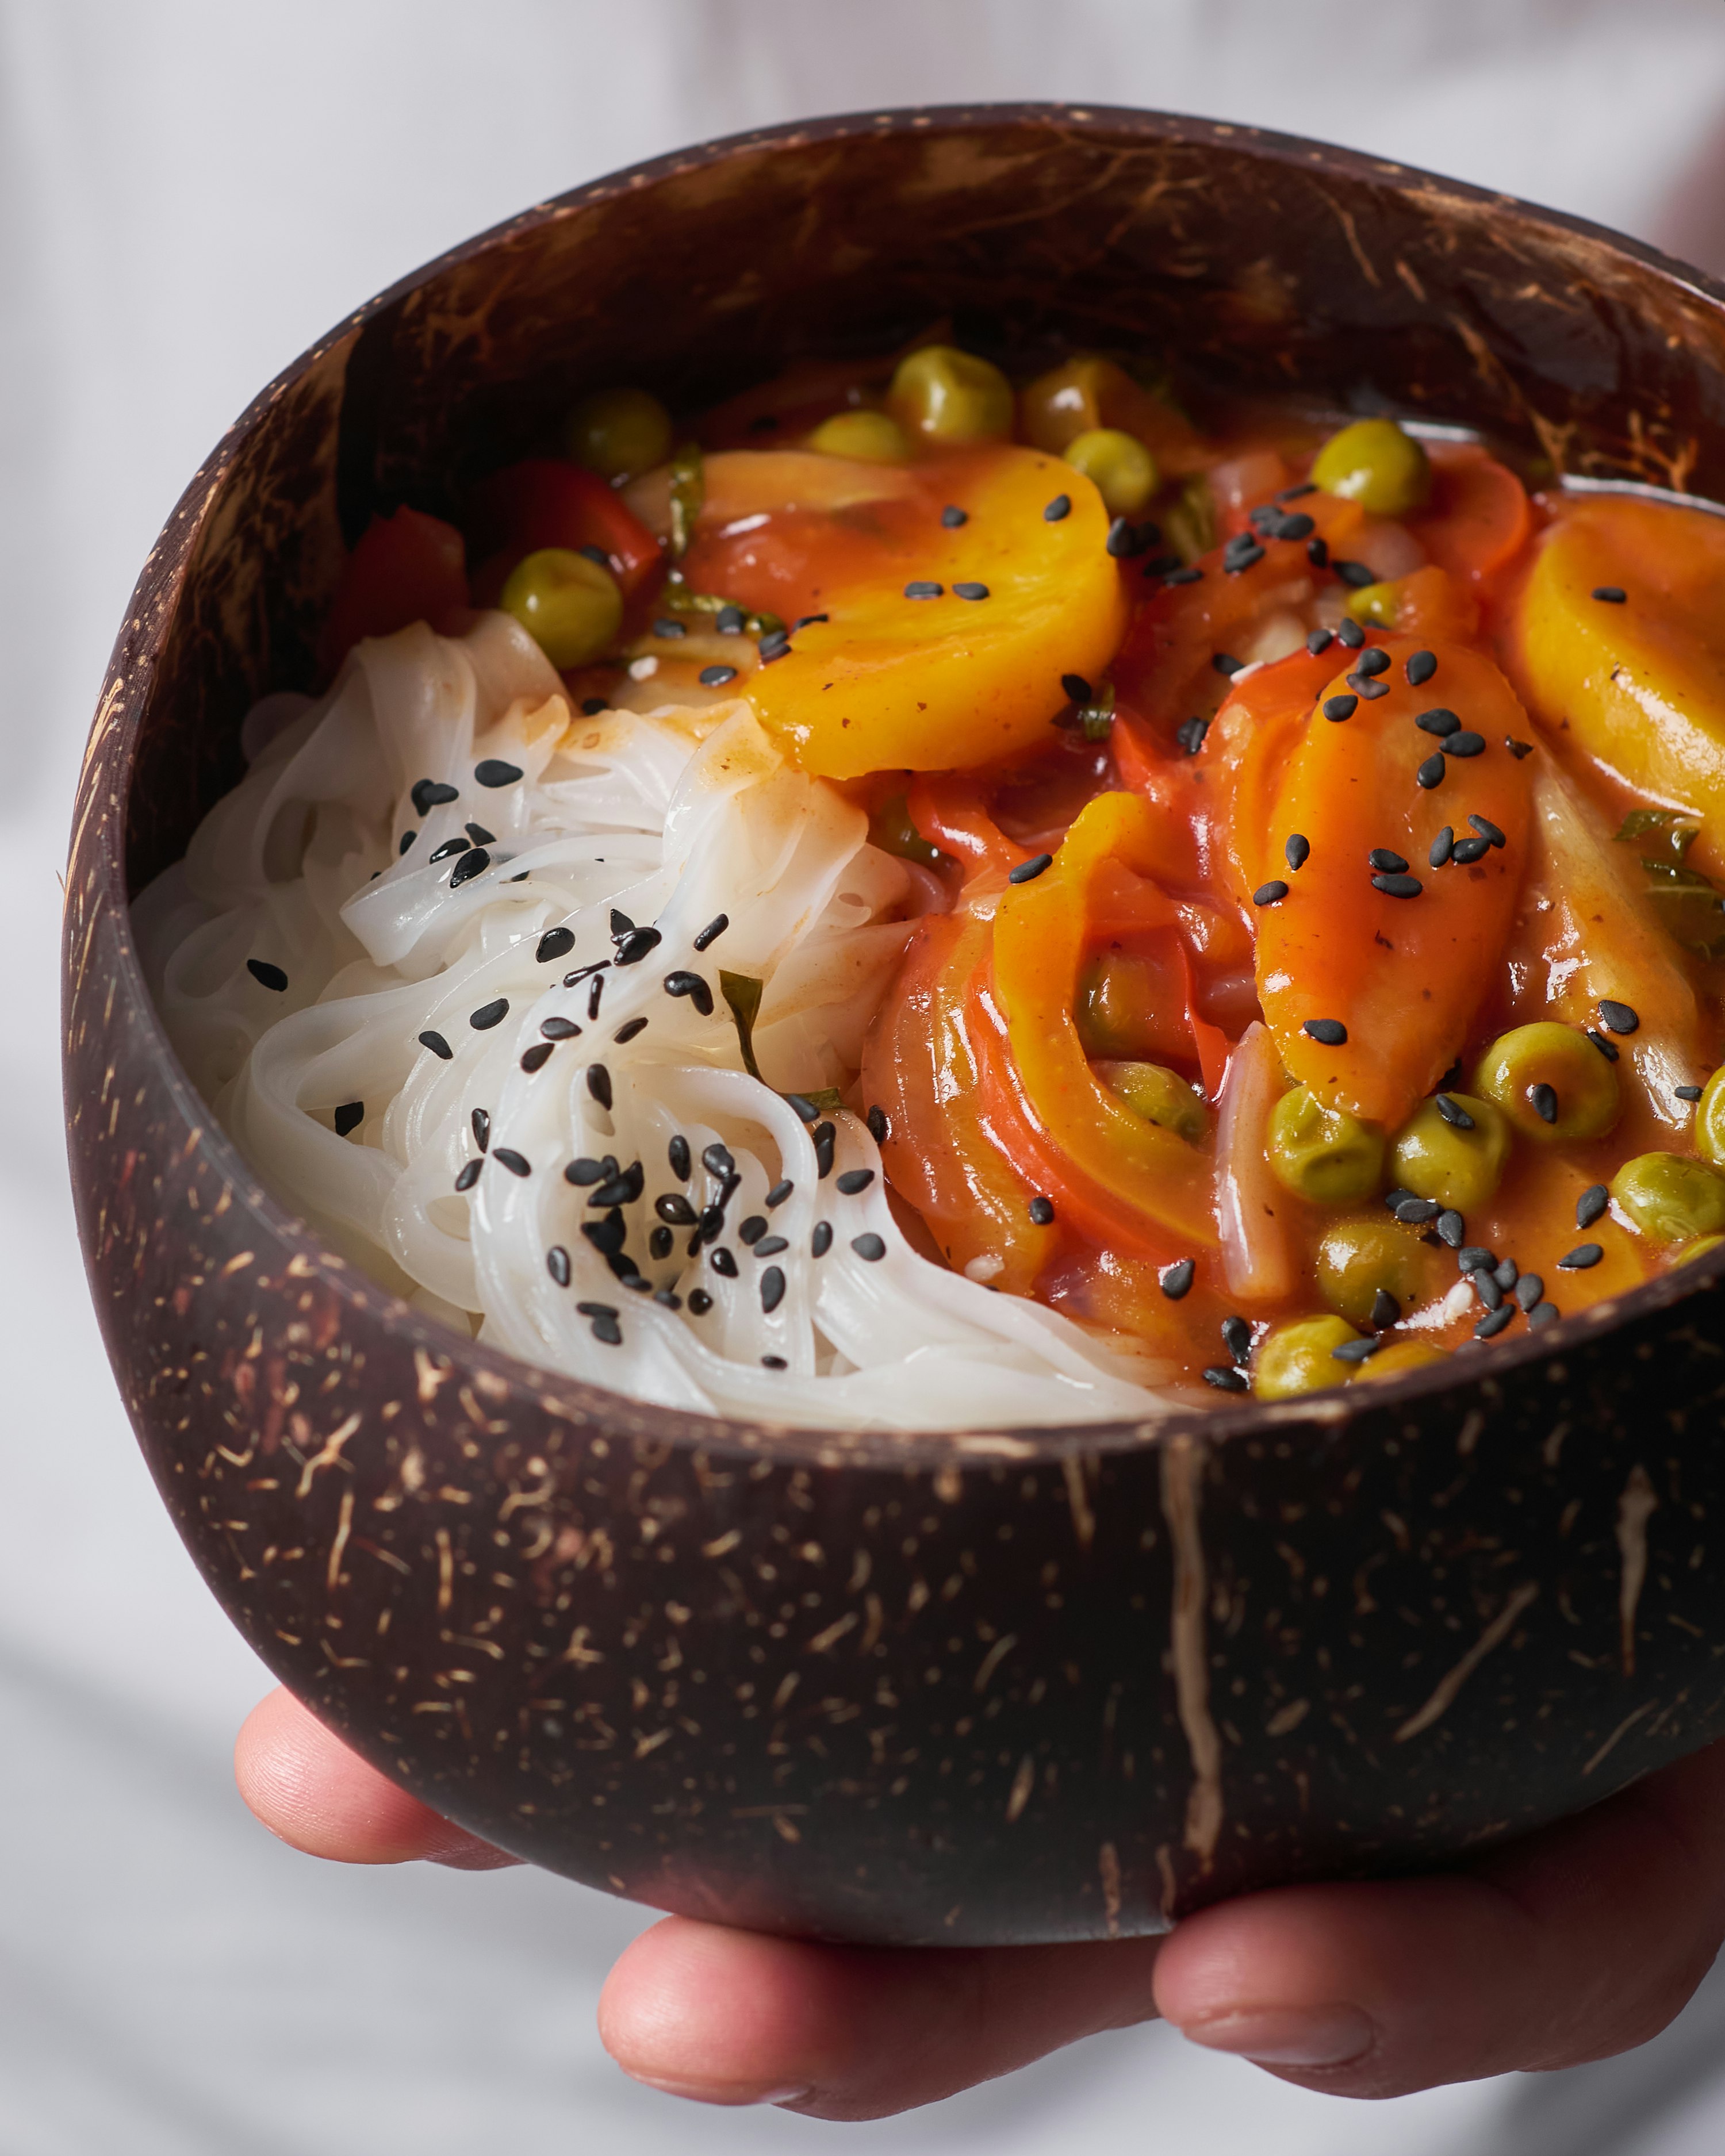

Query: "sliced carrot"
(1205, 647), (1343, 907)
(1406, 445), (1531, 585)
(1249, 636), (1534, 1128)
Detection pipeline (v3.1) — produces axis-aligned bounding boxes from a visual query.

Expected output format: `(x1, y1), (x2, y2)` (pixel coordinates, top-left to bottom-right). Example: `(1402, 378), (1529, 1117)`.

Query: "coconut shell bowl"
(62, 105), (1725, 1947)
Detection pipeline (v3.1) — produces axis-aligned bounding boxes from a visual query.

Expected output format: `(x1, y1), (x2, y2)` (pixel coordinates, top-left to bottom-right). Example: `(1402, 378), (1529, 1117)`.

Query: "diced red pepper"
(466, 459), (663, 602)
(320, 507), (469, 677)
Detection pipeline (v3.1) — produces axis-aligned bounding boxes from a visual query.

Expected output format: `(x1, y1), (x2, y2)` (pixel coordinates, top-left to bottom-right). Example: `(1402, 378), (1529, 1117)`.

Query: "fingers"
(234, 1688), (516, 1871)
(597, 1915), (1162, 2120)
(1154, 1734), (1725, 2099)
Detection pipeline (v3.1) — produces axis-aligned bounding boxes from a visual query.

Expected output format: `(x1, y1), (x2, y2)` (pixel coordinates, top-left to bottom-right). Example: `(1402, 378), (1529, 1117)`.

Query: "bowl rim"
(67, 97), (1725, 1468)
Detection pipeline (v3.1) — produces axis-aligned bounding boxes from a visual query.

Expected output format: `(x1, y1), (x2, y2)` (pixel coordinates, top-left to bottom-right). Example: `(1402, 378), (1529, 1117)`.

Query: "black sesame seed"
(716, 606), (746, 635)
(761, 1354), (787, 1369)
(1252, 880), (1290, 907)
(1526, 1300), (1561, 1329)
(1373, 872), (1423, 899)
(333, 1101), (365, 1138)
(520, 1042), (555, 1073)
(1450, 835), (1492, 865)
(588, 1064), (612, 1110)
(814, 1124), (836, 1179)
(1435, 1094), (1475, 1130)
(474, 759), (524, 788)
(1437, 1210), (1466, 1247)
(1332, 1336), (1382, 1363)
(648, 1226), (673, 1260)
(1494, 1257), (1520, 1291)
(703, 1142), (735, 1180)
(591, 1313), (623, 1345)
(866, 1105), (889, 1144)
(1275, 511), (1316, 542)
(765, 1179), (793, 1209)
(1044, 494), (1072, 522)
(1467, 814), (1506, 849)
(1308, 536), (1331, 569)
(1370, 1288), (1401, 1330)
(653, 616), (688, 639)
(1592, 585), (1628, 603)
(493, 1147), (531, 1177)
(417, 1029), (453, 1061)
(1175, 716), (1210, 755)
(1558, 1242), (1604, 1269)
(1324, 693), (1358, 723)
(545, 1245), (572, 1287)
(428, 836), (470, 864)
(668, 1135), (691, 1182)
(904, 580), (943, 599)
(1061, 672), (1092, 704)
(1396, 1197), (1442, 1225)
(710, 1248), (738, 1278)
(696, 1206), (723, 1241)
(738, 1215), (768, 1246)
(612, 1018), (647, 1045)
(614, 926), (662, 966)
(1429, 827), (1455, 868)
(1415, 707), (1461, 738)
(812, 1222), (833, 1257)
(411, 778), (459, 816)
(1677, 1084), (1704, 1102)
(1306, 629), (1335, 657)
(1111, 518), (1154, 560)
(836, 1168), (876, 1196)
(1474, 1271), (1504, 1310)
(1458, 1246), (1495, 1272)
(566, 1157), (605, 1186)
(1222, 536), (1265, 574)
(1213, 652), (1244, 678)
(1160, 1258), (1195, 1300)
(699, 664), (739, 687)
(688, 1289), (714, 1315)
(1203, 1366), (1249, 1392)
(785, 1095), (819, 1125)
(1304, 1018), (1347, 1045)
(654, 1288), (683, 1310)
(1385, 1187), (1417, 1211)
(1529, 1083), (1559, 1125)
(399, 830), (416, 854)
(1335, 559), (1377, 588)
(656, 1195), (698, 1228)
(1598, 999), (1640, 1036)
(944, 504), (970, 527)
(760, 1267), (787, 1313)
(454, 1159), (482, 1192)
(1445, 731), (1486, 758)
(692, 914), (729, 953)
(1009, 853), (1054, 885)
(1350, 673), (1390, 700)
(953, 581), (990, 601)
(469, 998), (509, 1031)
(1416, 755), (1447, 789)
(1286, 833), (1310, 871)
(755, 1235), (789, 1258)
(247, 959), (289, 993)
(580, 696), (609, 715)
(1222, 1314), (1253, 1364)
(576, 1299), (618, 1320)
(663, 970), (715, 1016)
(1162, 566), (1203, 586)
(1028, 1195), (1056, 1226)
(465, 822), (496, 846)
(1406, 650), (1438, 686)
(1141, 552), (1184, 578)
(1336, 617), (1364, 649)
(1279, 482), (1318, 501)
(1368, 847), (1409, 873)
(541, 1016), (581, 1041)
(1506, 738), (1534, 759)
(1356, 647), (1391, 678)
(852, 1233), (886, 1262)
(1586, 1030), (1620, 1062)
(450, 848), (490, 888)
(1474, 1304), (1515, 1339)
(536, 926), (576, 964)
(1514, 1273), (1544, 1310)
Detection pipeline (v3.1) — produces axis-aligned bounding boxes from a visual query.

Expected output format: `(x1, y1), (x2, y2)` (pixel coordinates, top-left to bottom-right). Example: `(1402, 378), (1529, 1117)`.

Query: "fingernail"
(1178, 2004), (1374, 2068)
(631, 2074), (813, 2108)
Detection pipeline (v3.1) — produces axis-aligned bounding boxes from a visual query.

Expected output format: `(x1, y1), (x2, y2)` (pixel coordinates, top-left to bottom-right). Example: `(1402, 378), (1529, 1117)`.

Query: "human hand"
(236, 1688), (1725, 2120)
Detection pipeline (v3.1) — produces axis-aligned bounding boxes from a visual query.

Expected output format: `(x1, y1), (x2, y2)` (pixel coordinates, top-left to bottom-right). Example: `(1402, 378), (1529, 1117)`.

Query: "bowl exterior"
(64, 105), (1725, 1944)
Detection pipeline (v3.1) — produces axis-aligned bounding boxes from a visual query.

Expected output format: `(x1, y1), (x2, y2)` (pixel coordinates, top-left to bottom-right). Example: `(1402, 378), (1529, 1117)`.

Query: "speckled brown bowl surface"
(64, 105), (1725, 1946)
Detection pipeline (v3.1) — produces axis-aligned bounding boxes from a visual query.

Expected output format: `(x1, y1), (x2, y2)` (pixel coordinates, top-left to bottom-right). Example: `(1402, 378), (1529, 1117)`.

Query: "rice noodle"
(136, 616), (1177, 1430)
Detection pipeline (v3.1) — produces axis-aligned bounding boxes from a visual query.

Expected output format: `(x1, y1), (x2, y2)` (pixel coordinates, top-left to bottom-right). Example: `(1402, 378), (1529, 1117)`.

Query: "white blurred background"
(6, 3), (1725, 2150)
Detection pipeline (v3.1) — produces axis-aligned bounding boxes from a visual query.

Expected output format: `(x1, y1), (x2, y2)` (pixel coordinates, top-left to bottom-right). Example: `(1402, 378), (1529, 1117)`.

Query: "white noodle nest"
(135, 616), (1177, 1430)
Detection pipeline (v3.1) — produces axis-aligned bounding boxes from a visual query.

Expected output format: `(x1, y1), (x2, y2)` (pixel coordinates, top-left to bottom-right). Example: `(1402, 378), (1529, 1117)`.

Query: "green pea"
(807, 409), (910, 463)
(1611, 1152), (1725, 1246)
(1697, 1065), (1725, 1170)
(1254, 1315), (1364, 1401)
(1310, 417), (1432, 518)
(1266, 1085), (1386, 1205)
(562, 387), (673, 483)
(1388, 1092), (1511, 1212)
(1473, 1022), (1620, 1142)
(1314, 1214), (1438, 1329)
(1097, 1060), (1209, 1142)
(1062, 427), (1160, 516)
(888, 344), (1014, 445)
(500, 548), (622, 669)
